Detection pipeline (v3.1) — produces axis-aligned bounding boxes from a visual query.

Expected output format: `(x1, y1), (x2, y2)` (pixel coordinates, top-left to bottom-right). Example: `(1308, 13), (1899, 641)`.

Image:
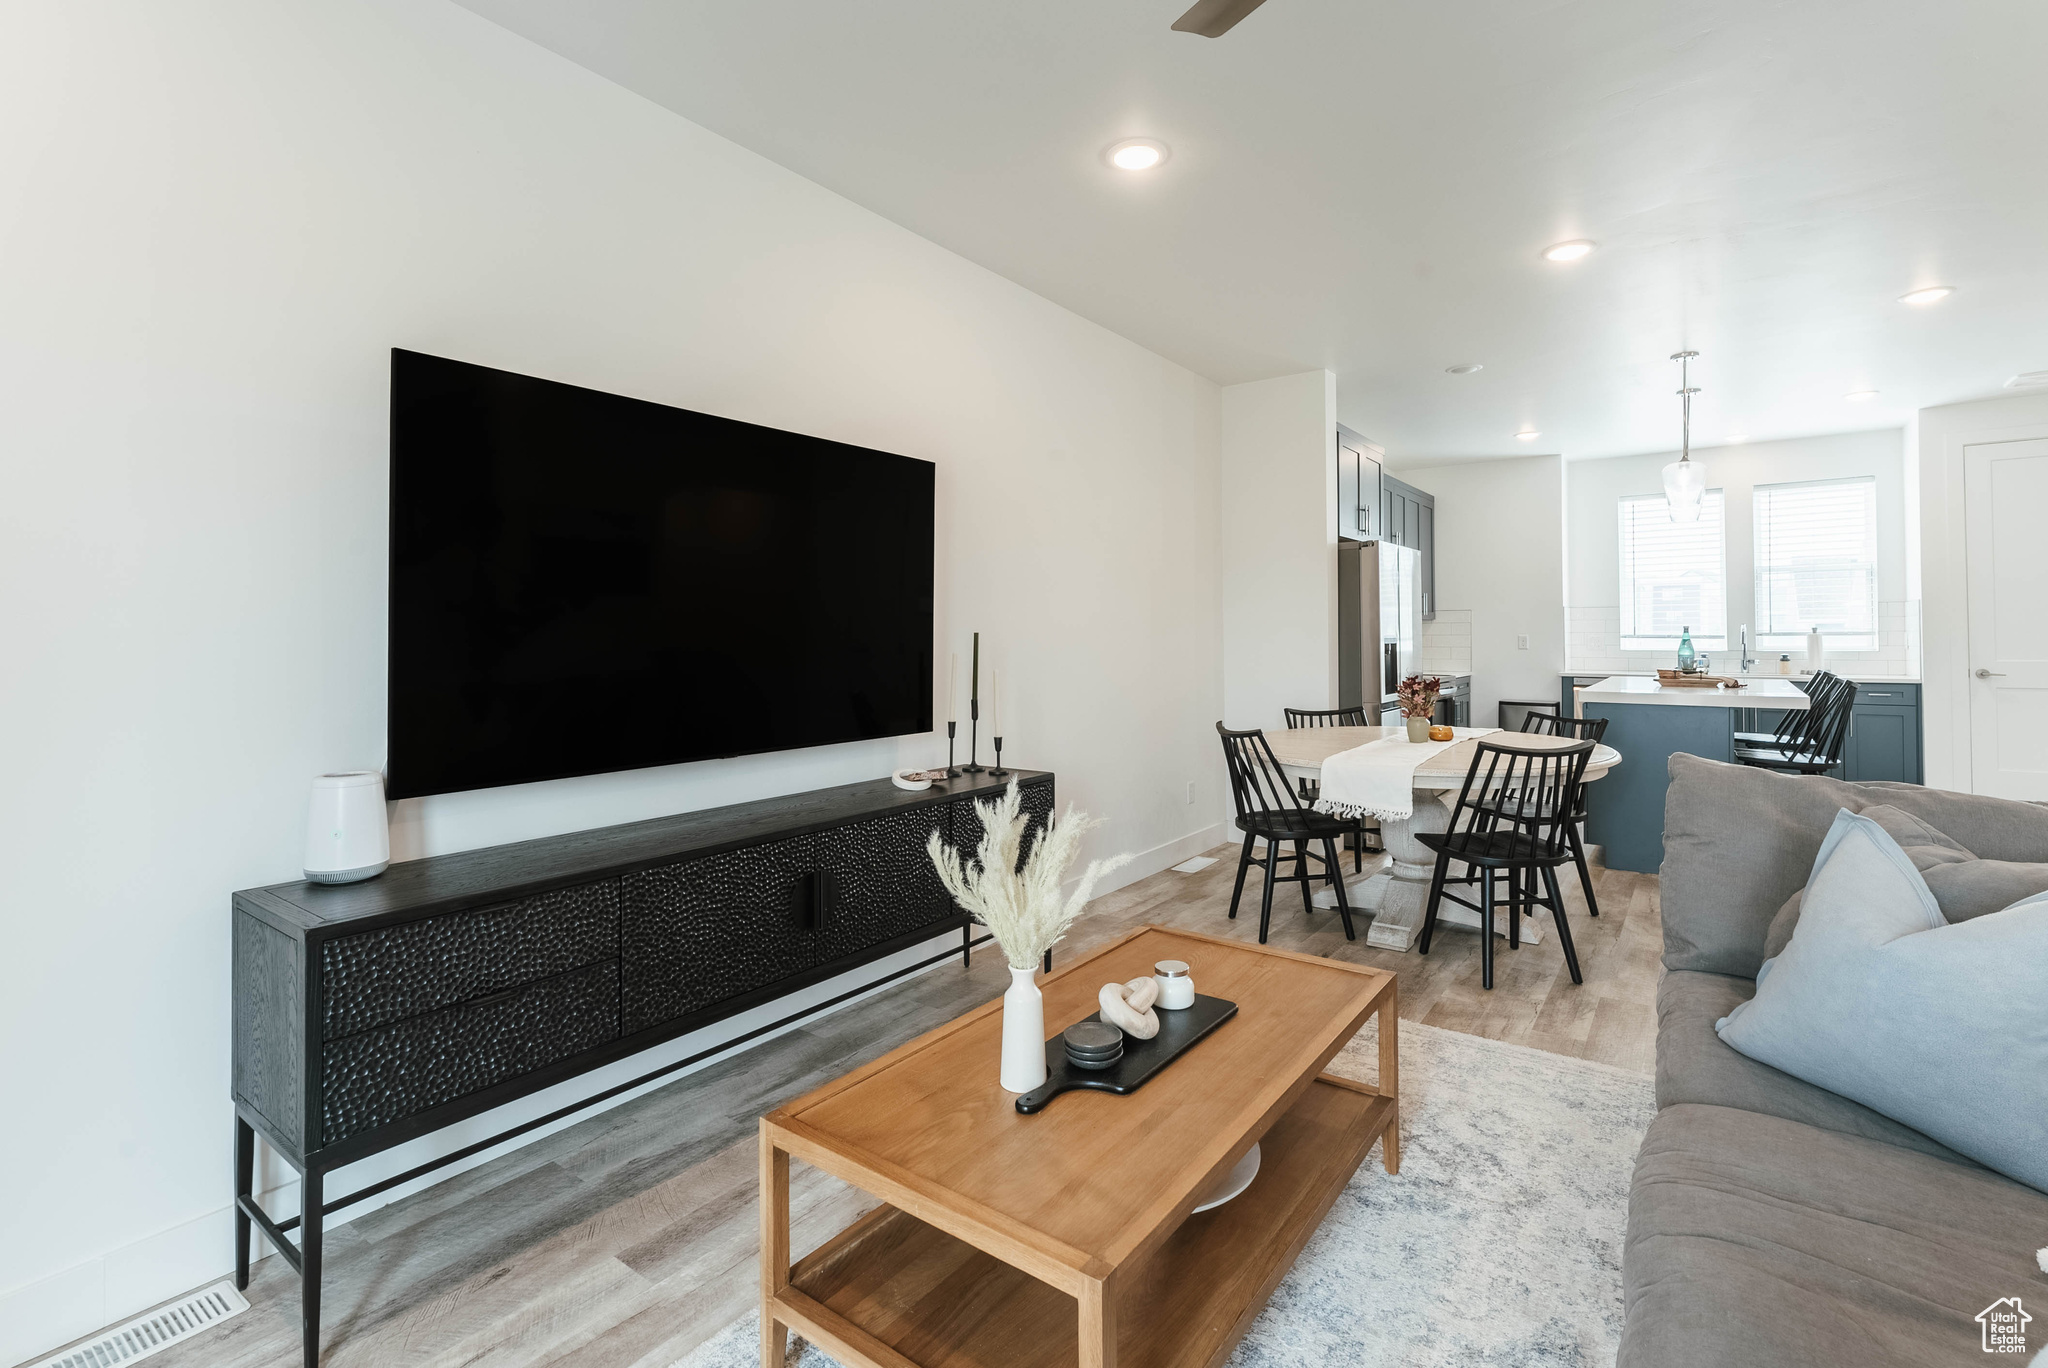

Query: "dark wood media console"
(230, 768), (1052, 1367)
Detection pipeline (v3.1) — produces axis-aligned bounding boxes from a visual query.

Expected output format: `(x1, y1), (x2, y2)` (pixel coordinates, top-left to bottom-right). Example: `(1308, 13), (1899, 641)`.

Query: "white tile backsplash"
(1564, 602), (1921, 678)
(1417, 608), (1473, 676)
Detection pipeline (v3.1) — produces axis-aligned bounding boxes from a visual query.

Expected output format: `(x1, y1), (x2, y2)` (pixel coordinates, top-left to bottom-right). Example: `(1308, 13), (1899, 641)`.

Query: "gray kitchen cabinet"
(1336, 424), (1383, 543)
(1840, 685), (1922, 784)
(1381, 473), (1436, 620)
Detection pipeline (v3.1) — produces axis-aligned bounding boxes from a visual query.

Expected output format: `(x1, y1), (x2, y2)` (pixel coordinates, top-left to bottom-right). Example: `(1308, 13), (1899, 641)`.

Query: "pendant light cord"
(1672, 350), (1699, 464)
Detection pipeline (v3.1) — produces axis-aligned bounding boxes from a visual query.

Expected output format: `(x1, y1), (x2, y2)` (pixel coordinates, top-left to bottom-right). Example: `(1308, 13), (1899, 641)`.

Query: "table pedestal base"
(1306, 791), (1545, 949)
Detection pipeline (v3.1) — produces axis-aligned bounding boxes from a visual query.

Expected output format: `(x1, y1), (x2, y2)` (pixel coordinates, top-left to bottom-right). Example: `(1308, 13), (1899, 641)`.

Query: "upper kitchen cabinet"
(1336, 425), (1383, 543)
(1381, 473), (1437, 620)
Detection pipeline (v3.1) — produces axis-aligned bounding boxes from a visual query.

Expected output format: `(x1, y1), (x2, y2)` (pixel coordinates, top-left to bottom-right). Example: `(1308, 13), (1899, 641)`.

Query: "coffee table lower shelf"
(769, 1074), (1394, 1368)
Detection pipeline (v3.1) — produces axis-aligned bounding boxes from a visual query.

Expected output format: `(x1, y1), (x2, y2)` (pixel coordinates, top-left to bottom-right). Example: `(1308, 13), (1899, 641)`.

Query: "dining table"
(1262, 726), (1623, 952)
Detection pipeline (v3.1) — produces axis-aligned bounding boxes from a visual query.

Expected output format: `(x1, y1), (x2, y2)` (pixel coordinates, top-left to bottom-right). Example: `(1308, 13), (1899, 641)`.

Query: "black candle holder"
(961, 699), (985, 772)
(990, 736), (1008, 777)
(946, 720), (960, 777)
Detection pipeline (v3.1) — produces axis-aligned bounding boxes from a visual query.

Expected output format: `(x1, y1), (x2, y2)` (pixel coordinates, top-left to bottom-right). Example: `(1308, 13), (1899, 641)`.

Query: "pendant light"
(1662, 350), (1705, 522)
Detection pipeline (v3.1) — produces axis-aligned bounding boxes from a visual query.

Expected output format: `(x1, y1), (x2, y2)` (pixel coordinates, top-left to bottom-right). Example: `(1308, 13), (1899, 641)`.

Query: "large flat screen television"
(387, 349), (935, 800)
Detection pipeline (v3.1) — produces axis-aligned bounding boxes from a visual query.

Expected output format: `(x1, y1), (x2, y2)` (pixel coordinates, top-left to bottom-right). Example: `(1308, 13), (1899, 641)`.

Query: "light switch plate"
(1517, 634), (1531, 650)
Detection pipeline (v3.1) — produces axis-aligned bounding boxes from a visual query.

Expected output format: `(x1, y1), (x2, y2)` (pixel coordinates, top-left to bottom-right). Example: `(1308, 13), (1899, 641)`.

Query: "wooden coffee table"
(758, 925), (1398, 1368)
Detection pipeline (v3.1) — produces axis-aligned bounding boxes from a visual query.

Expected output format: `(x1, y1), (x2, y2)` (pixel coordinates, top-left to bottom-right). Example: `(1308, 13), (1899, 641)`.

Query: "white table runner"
(1314, 726), (1500, 821)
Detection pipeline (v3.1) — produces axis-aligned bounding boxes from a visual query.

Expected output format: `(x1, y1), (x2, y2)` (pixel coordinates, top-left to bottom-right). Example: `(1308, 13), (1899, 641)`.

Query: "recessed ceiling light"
(1104, 139), (1169, 171)
(1445, 363), (1483, 375)
(1845, 389), (1879, 401)
(1897, 286), (1954, 306)
(2006, 370), (2048, 389)
(1516, 430), (1541, 441)
(1541, 240), (1595, 263)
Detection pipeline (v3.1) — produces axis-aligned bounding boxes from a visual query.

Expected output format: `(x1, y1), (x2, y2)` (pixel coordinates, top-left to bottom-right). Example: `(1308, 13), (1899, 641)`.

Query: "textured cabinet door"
(949, 777), (1055, 875)
(320, 883), (619, 1040)
(814, 806), (957, 959)
(321, 961), (620, 1144)
(619, 835), (816, 1035)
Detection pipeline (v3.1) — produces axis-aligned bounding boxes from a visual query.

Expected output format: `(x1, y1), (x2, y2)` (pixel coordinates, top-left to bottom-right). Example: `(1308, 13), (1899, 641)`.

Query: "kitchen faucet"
(1738, 625), (1757, 675)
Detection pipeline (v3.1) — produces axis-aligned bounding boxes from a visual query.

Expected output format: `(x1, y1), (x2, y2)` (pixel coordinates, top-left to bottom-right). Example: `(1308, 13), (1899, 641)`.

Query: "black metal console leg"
(961, 922), (971, 968)
(1042, 949), (1052, 974)
(234, 1117), (254, 1290)
(301, 1167), (323, 1368)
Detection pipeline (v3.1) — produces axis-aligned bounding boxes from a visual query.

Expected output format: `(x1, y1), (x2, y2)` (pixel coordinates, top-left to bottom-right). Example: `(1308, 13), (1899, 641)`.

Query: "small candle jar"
(1153, 960), (1194, 1010)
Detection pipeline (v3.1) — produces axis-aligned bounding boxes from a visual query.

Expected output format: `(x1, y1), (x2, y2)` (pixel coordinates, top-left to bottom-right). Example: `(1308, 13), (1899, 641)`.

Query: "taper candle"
(946, 653), (958, 723)
(971, 632), (980, 705)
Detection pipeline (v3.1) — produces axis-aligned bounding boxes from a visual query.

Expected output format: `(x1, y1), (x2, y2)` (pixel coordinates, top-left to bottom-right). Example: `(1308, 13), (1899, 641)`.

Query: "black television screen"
(387, 349), (934, 800)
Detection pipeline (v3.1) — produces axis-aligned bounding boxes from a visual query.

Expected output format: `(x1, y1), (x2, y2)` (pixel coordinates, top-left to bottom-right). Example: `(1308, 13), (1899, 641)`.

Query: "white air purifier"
(303, 771), (390, 884)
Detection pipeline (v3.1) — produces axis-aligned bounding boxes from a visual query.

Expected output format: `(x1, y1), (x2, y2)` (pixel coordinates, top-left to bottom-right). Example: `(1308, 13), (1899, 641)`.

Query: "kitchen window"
(1618, 489), (1727, 649)
(1754, 476), (1878, 650)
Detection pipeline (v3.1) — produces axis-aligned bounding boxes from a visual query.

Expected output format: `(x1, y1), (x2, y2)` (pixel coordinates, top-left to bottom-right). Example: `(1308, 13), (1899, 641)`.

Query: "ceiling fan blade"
(1170, 0), (1271, 38)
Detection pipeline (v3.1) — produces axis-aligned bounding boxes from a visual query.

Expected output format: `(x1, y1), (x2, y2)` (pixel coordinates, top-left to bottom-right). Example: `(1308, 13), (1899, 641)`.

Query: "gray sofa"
(1619, 754), (2048, 1368)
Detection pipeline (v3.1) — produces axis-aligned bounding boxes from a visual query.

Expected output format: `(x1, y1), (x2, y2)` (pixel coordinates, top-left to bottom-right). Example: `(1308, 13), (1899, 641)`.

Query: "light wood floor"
(123, 843), (1660, 1368)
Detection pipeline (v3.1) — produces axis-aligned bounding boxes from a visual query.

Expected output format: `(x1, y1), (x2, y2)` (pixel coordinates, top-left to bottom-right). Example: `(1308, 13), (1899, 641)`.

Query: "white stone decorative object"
(1098, 976), (1161, 1039)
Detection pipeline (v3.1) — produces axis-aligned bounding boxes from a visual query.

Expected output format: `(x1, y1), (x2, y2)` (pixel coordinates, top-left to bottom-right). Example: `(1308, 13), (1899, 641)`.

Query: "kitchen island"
(1578, 675), (1811, 873)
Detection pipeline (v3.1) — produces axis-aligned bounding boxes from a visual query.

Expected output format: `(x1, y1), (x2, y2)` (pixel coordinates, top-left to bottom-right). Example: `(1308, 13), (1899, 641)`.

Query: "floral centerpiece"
(1397, 673), (1443, 742)
(927, 780), (1132, 1092)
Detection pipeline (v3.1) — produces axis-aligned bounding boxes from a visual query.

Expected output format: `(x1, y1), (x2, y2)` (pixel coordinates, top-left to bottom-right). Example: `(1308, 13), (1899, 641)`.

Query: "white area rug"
(676, 1021), (1655, 1368)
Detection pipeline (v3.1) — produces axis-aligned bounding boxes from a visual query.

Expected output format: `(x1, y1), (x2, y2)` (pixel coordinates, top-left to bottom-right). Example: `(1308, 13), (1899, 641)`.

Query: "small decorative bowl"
(1428, 725), (1454, 742)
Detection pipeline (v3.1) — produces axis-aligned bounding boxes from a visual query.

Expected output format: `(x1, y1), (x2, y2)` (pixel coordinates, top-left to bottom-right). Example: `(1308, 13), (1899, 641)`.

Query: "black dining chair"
(1519, 711), (1608, 919)
(1736, 676), (1858, 775)
(1215, 722), (1358, 944)
(1415, 737), (1596, 990)
(1734, 670), (1839, 752)
(1283, 705), (1381, 869)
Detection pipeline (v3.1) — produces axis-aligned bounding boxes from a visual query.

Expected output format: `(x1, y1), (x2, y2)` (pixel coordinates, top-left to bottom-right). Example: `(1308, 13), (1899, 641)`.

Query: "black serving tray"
(1014, 994), (1238, 1114)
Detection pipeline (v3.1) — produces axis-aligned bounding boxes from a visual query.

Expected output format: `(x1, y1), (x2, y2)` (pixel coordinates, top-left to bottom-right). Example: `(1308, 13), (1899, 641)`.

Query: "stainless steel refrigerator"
(1338, 540), (1421, 725)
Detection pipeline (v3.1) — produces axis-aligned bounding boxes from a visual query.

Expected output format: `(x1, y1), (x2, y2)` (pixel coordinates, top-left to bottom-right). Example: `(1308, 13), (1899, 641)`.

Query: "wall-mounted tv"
(387, 349), (934, 800)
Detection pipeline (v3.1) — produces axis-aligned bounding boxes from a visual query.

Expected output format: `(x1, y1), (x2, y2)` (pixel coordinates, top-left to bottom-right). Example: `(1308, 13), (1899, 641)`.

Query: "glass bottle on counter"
(1677, 626), (1696, 672)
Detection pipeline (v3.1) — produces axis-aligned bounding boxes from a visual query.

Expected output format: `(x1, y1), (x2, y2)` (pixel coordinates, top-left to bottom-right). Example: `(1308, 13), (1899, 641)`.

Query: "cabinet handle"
(792, 870), (834, 931)
(1865, 692), (1893, 698)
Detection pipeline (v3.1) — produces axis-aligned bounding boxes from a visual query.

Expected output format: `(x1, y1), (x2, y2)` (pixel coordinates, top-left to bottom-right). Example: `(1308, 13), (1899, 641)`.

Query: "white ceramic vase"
(999, 966), (1048, 1093)
(1405, 715), (1432, 743)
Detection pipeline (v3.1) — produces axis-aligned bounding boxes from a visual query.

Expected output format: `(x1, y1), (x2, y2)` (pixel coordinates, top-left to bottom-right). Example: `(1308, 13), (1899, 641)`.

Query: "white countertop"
(1572, 670), (1919, 685)
(1576, 675), (1813, 708)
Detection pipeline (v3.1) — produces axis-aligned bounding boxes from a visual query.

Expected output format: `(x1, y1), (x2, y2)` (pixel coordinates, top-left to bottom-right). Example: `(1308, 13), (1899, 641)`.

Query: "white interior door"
(1965, 438), (2048, 798)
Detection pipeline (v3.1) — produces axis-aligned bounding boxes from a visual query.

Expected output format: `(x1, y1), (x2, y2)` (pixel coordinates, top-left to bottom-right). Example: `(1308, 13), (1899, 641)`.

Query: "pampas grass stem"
(927, 781), (1133, 971)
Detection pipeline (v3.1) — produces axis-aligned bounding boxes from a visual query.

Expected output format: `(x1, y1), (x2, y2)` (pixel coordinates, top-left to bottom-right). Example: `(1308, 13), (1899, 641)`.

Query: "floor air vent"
(30, 1281), (250, 1368)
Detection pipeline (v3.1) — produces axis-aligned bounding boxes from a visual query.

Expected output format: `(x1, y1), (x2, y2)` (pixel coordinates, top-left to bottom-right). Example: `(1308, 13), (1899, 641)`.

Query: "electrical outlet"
(1517, 634), (1531, 650)
(1185, 780), (1196, 805)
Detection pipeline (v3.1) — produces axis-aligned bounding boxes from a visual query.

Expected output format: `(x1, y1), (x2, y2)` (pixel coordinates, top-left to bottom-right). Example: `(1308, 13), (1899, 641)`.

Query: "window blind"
(1618, 489), (1726, 649)
(1754, 476), (1878, 649)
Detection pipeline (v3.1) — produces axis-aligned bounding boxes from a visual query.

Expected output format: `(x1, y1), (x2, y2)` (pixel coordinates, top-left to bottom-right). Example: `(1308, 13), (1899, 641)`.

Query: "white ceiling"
(454, 0), (2048, 460)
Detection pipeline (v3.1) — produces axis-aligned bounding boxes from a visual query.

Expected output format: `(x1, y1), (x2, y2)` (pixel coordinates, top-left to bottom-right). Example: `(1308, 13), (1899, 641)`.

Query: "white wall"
(1220, 371), (1339, 734)
(1562, 430), (1914, 679)
(1914, 391), (2048, 791)
(1394, 456), (1565, 727)
(0, 2), (1225, 1359)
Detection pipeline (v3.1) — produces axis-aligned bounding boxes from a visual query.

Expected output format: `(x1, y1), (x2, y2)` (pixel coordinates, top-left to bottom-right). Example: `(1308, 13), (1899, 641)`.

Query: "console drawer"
(320, 960), (620, 1144)
(321, 882), (620, 1039)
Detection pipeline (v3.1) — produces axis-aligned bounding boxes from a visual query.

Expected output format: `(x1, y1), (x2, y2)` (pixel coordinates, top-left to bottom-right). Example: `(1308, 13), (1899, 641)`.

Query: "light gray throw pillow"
(1718, 809), (2048, 1193)
(1761, 803), (2048, 959)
